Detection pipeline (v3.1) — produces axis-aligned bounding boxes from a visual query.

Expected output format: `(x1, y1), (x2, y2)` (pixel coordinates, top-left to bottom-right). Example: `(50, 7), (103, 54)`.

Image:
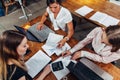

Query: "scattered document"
(90, 11), (108, 23)
(101, 15), (120, 27)
(42, 33), (63, 56)
(90, 11), (120, 27)
(75, 6), (93, 16)
(25, 50), (51, 78)
(46, 33), (63, 48)
(55, 43), (71, 56)
(42, 33), (71, 56)
(50, 56), (73, 80)
(42, 42), (71, 56)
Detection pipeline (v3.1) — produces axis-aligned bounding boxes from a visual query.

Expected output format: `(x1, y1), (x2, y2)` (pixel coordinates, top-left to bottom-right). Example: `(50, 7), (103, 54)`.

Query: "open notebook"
(14, 23), (55, 42)
(25, 50), (51, 78)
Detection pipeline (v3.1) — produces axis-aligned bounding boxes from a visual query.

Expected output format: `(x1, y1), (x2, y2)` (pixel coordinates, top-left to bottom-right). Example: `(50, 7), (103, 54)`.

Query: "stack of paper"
(42, 33), (71, 56)
(89, 11), (120, 27)
(75, 6), (93, 16)
(25, 50), (51, 78)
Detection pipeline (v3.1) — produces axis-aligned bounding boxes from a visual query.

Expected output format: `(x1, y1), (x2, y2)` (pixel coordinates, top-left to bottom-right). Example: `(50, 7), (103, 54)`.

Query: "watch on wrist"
(65, 37), (69, 41)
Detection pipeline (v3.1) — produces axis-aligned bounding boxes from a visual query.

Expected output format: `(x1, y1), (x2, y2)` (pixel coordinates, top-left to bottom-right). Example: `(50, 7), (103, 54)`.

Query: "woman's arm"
(80, 50), (120, 64)
(18, 76), (26, 80)
(36, 65), (51, 80)
(65, 21), (74, 41)
(58, 21), (74, 48)
(37, 10), (49, 30)
(70, 27), (102, 54)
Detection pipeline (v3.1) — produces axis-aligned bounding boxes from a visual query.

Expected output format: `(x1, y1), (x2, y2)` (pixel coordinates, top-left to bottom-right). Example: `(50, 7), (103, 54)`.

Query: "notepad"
(75, 6), (93, 16)
(89, 11), (120, 27)
(25, 50), (51, 78)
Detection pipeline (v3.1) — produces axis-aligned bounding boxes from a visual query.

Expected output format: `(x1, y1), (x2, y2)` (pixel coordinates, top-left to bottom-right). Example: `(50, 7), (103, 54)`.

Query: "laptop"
(67, 58), (113, 80)
(14, 23), (55, 42)
(14, 25), (39, 42)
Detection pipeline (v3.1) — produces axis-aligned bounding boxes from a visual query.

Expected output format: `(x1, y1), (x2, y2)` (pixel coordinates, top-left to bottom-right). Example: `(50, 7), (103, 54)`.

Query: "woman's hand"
(37, 22), (44, 30)
(62, 50), (71, 57)
(71, 51), (81, 60)
(36, 65), (51, 80)
(57, 38), (66, 48)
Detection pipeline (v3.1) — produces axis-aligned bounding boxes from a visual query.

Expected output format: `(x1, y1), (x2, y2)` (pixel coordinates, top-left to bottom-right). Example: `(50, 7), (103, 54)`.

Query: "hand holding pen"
(62, 50), (71, 58)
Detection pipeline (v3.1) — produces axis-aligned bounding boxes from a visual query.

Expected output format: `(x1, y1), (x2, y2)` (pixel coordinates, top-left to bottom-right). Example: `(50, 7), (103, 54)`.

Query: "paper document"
(42, 43), (71, 56)
(90, 11), (108, 23)
(90, 11), (120, 27)
(55, 43), (71, 56)
(25, 50), (51, 78)
(75, 6), (93, 16)
(42, 33), (71, 56)
(46, 33), (63, 48)
(42, 33), (63, 56)
(101, 15), (120, 27)
(50, 56), (74, 80)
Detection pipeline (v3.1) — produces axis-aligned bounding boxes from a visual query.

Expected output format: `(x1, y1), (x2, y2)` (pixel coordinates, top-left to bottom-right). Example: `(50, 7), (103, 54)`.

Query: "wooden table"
(62, 0), (120, 28)
(22, 16), (120, 80)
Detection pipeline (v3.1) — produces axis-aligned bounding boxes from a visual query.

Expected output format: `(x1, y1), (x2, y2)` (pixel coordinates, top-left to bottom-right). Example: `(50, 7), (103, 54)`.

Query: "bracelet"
(65, 37), (69, 41)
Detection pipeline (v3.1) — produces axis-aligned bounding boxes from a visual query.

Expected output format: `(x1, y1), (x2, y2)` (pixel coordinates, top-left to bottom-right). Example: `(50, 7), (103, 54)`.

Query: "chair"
(2, 0), (17, 15)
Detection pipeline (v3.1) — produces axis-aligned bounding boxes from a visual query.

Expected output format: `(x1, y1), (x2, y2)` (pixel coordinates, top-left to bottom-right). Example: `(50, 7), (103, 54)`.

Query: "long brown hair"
(0, 30), (27, 80)
(106, 25), (120, 52)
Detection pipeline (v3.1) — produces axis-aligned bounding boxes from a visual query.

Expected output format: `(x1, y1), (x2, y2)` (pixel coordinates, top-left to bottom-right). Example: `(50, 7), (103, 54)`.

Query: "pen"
(62, 47), (67, 58)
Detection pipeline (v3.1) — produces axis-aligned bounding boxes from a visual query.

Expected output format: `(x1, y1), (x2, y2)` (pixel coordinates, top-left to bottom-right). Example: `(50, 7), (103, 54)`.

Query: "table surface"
(22, 15), (120, 80)
(62, 0), (120, 28)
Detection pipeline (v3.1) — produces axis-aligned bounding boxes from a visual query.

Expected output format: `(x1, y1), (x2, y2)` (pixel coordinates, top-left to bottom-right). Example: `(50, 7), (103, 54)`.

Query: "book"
(75, 5), (93, 16)
(14, 22), (55, 42)
(42, 33), (71, 56)
(25, 50), (51, 78)
(89, 11), (120, 27)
